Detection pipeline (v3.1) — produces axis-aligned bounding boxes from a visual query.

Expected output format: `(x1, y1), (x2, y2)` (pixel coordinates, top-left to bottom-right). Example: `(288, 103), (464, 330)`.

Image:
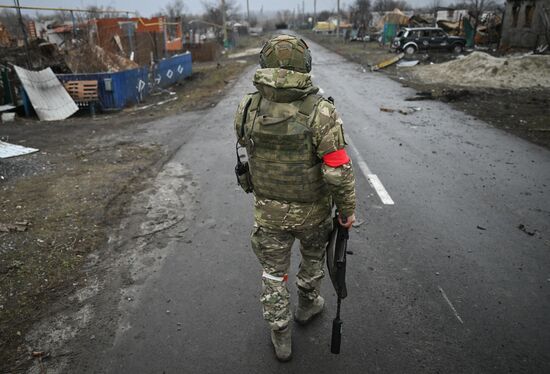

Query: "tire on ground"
(452, 43), (464, 54)
(404, 45), (417, 55)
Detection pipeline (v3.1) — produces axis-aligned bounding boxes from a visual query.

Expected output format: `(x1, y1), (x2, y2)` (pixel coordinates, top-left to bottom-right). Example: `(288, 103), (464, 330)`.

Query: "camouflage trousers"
(250, 216), (333, 330)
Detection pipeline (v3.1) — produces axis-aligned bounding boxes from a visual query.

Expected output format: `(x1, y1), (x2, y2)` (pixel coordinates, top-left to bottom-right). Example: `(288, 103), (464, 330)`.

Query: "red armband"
(322, 148), (350, 167)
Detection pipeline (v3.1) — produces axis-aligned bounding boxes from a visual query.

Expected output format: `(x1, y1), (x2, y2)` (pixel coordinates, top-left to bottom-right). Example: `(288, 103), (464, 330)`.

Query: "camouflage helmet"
(259, 35), (312, 73)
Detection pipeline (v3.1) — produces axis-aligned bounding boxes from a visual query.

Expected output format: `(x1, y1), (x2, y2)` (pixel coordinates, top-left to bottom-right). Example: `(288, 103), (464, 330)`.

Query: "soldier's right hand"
(338, 213), (355, 230)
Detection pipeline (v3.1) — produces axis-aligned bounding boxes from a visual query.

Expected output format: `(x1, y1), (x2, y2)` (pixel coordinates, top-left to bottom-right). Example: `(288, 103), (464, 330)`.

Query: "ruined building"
(500, 0), (550, 49)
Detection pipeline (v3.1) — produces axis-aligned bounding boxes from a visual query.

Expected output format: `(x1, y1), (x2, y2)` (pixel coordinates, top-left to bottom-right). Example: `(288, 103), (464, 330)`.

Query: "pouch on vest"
(234, 95), (258, 193)
(235, 153), (253, 193)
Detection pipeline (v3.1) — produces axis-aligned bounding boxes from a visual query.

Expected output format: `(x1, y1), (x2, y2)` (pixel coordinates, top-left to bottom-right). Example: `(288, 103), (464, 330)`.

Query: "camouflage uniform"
(235, 66), (356, 331)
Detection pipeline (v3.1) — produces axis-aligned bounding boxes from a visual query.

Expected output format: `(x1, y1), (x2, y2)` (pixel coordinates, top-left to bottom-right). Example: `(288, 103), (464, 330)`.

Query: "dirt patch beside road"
(0, 56), (256, 372)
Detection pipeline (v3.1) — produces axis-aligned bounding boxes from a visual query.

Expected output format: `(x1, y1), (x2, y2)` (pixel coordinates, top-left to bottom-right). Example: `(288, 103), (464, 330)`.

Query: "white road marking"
(346, 137), (395, 205)
(438, 286), (464, 324)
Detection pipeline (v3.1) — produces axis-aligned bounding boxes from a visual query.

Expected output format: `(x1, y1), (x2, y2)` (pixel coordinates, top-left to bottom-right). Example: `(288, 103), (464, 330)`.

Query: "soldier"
(234, 34), (356, 361)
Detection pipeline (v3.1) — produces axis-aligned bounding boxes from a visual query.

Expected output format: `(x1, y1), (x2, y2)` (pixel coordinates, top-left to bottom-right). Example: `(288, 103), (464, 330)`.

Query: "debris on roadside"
(476, 225), (487, 230)
(0, 141), (39, 159)
(397, 60), (419, 68)
(0, 220), (31, 232)
(132, 96), (179, 112)
(65, 44), (139, 74)
(398, 107), (422, 115)
(371, 53), (405, 71)
(0, 104), (16, 113)
(405, 89), (471, 102)
(405, 91), (434, 101)
(380, 106), (421, 115)
(518, 224), (537, 236)
(31, 351), (47, 358)
(1, 112), (15, 123)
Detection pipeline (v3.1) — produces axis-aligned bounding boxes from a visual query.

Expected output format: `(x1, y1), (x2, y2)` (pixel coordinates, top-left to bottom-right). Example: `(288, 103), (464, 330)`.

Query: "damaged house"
(500, 0), (550, 49)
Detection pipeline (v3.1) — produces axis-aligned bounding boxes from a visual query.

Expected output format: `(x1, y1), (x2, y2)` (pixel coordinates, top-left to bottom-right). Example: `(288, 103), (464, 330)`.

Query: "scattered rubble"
(0, 40), (72, 73)
(0, 220), (31, 232)
(371, 53), (404, 71)
(518, 224), (537, 236)
(1, 112), (15, 122)
(380, 106), (421, 115)
(397, 60), (419, 67)
(65, 44), (139, 73)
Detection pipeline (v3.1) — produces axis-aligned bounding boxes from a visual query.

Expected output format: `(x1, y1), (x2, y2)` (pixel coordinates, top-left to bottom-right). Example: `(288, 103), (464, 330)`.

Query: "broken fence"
(56, 52), (192, 110)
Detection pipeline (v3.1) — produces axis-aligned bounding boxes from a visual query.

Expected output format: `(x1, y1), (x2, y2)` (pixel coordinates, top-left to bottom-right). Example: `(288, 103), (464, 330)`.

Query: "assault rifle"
(326, 212), (349, 354)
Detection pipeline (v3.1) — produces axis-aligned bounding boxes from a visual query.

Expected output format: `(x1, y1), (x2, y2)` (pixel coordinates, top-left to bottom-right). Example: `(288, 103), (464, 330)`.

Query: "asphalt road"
(76, 38), (550, 373)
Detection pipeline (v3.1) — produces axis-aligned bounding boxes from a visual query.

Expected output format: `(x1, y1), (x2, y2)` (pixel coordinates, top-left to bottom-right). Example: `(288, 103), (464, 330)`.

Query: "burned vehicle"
(392, 27), (467, 55)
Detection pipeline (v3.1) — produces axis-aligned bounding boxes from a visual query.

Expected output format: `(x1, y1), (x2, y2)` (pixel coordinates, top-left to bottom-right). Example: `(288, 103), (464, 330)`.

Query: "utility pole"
(70, 10), (76, 39)
(221, 0), (228, 48)
(336, 0), (340, 38)
(14, 0), (31, 68)
(247, 0), (250, 23)
(314, 0), (317, 26)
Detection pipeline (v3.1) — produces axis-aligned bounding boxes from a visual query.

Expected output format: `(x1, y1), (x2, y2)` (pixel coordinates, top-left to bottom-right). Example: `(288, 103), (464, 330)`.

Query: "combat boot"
(270, 326), (292, 362)
(294, 295), (324, 325)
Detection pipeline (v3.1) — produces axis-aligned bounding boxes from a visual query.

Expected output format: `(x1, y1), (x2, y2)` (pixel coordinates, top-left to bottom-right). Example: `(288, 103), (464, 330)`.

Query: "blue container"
(154, 52), (192, 88)
(57, 67), (149, 110)
(57, 52), (192, 110)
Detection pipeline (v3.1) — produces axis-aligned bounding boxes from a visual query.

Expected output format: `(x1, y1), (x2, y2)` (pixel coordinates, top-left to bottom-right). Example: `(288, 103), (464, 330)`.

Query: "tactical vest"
(242, 92), (328, 203)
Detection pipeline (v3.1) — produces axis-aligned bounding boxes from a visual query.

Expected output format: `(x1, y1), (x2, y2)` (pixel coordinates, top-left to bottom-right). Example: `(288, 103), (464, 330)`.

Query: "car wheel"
(452, 44), (464, 54)
(404, 45), (416, 55)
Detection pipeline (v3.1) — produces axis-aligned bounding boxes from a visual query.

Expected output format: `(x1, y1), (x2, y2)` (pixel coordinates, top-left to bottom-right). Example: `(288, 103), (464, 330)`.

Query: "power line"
(0, 4), (136, 14)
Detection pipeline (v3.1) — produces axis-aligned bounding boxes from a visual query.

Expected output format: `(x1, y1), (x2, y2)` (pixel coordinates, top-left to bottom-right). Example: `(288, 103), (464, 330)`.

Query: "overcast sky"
(15, 0), (445, 17)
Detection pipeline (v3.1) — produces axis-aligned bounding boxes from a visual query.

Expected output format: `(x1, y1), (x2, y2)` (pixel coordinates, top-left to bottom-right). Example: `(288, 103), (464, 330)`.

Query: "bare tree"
(448, 1), (470, 9)
(164, 0), (185, 21)
(349, 0), (371, 28)
(53, 10), (71, 23)
(0, 9), (28, 38)
(467, 0), (497, 45)
(85, 6), (125, 20)
(202, 0), (240, 25)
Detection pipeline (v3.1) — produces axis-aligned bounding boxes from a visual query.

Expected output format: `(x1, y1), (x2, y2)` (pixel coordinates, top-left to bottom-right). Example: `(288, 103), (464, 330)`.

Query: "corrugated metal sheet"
(57, 52), (192, 110)
(155, 52), (192, 88)
(14, 65), (78, 121)
(0, 141), (39, 159)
